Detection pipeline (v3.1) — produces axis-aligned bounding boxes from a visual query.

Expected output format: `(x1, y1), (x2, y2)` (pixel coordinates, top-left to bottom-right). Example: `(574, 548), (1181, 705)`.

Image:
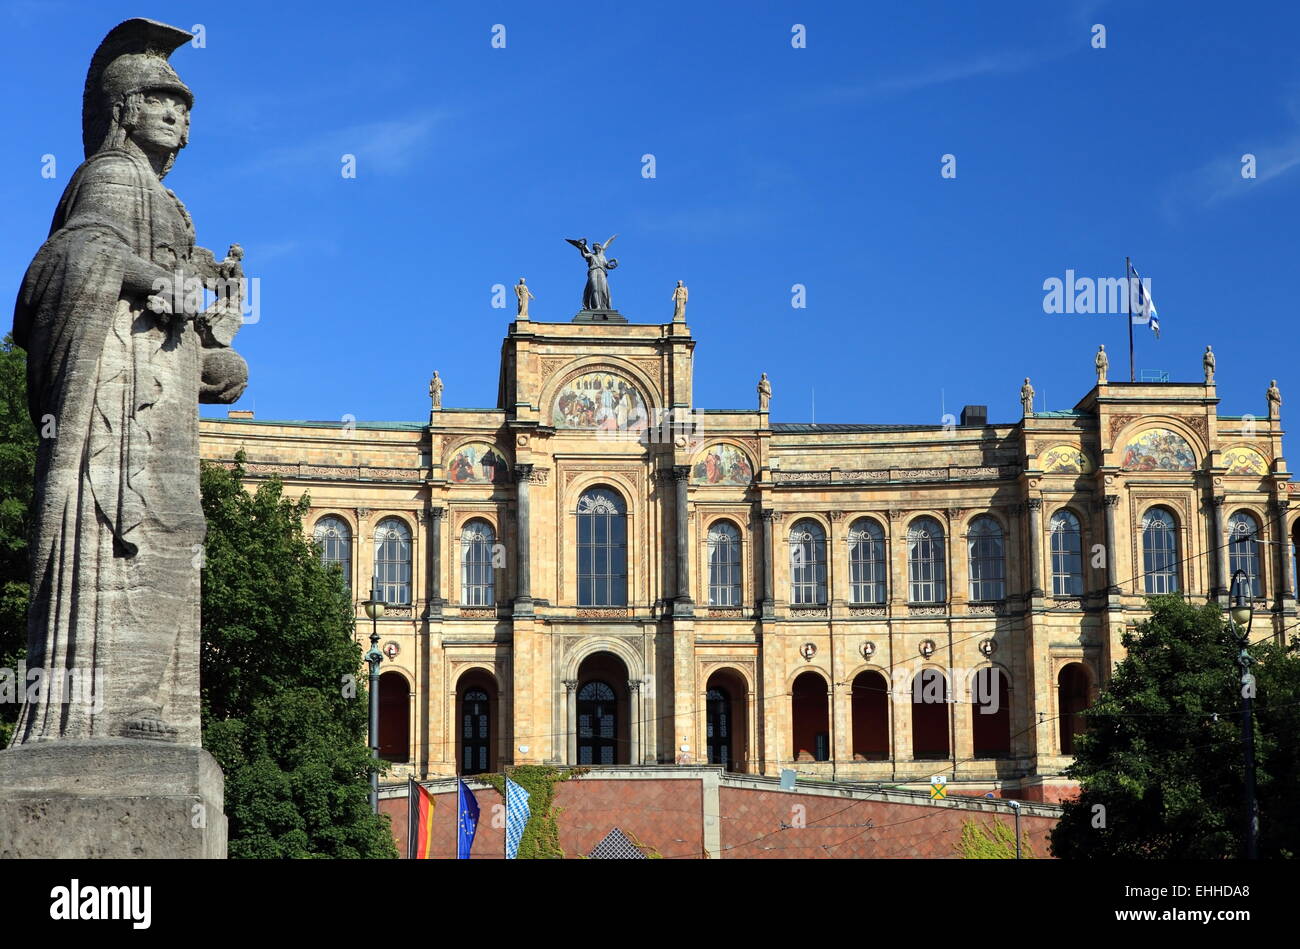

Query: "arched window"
(577, 680), (618, 765)
(1228, 511), (1262, 598)
(577, 488), (627, 607)
(460, 520), (496, 606)
(461, 687), (491, 774)
(907, 517), (947, 604)
(971, 667), (1010, 759)
(374, 518), (412, 605)
(378, 671), (409, 762)
(848, 518), (886, 605)
(706, 687), (731, 767)
(1141, 507), (1180, 594)
(1050, 510), (1084, 597)
(788, 520), (827, 606)
(1059, 663), (1091, 754)
(967, 516), (1005, 601)
(791, 672), (830, 761)
(313, 515), (352, 591)
(911, 668), (950, 759)
(707, 521), (742, 607)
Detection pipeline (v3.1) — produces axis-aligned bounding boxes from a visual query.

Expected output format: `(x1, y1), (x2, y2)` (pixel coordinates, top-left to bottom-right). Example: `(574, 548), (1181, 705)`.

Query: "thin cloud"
(241, 109), (449, 177)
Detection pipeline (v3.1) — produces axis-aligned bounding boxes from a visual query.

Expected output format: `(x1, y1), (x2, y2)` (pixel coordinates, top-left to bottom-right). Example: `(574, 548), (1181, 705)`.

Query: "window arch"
(967, 516), (1005, 601)
(577, 487), (627, 607)
(1141, 507), (1180, 594)
(788, 519), (828, 605)
(907, 517), (947, 604)
(313, 515), (352, 592)
(1228, 511), (1262, 599)
(848, 518), (886, 605)
(706, 520), (742, 607)
(373, 517), (412, 605)
(460, 519), (496, 606)
(1050, 509), (1084, 597)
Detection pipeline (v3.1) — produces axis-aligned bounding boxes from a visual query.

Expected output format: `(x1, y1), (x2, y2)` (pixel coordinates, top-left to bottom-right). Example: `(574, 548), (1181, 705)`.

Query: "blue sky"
(2, 0), (1297, 426)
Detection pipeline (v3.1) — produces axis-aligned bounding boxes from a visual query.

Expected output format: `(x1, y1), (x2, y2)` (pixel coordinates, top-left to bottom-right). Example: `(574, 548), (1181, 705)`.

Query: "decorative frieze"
(849, 606), (887, 617)
(576, 608), (630, 618)
(966, 602), (1004, 616)
(790, 608), (828, 618)
(907, 605), (946, 617)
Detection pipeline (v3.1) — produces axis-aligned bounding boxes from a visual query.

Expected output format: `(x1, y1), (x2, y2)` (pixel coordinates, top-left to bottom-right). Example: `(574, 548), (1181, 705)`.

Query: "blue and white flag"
(457, 778), (480, 860)
(1128, 262), (1160, 338)
(504, 777), (532, 860)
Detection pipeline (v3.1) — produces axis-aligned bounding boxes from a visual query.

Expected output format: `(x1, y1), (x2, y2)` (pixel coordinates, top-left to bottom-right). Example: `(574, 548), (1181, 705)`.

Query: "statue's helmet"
(82, 18), (194, 157)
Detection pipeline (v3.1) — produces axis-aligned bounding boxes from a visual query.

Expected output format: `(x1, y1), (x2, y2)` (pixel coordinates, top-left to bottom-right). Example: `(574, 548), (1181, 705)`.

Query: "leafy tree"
(0, 334), (36, 748)
(1051, 595), (1298, 858)
(200, 456), (397, 858)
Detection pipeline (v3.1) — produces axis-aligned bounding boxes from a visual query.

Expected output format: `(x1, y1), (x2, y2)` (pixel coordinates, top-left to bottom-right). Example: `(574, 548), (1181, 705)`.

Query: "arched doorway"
(791, 671), (830, 762)
(911, 668), (950, 760)
(377, 671), (409, 762)
(851, 670), (889, 760)
(576, 652), (631, 765)
(456, 672), (498, 775)
(971, 666), (1010, 758)
(705, 669), (748, 772)
(1058, 663), (1091, 754)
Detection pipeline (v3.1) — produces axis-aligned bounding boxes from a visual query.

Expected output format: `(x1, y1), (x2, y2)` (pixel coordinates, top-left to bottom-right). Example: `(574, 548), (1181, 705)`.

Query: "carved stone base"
(0, 739), (227, 858)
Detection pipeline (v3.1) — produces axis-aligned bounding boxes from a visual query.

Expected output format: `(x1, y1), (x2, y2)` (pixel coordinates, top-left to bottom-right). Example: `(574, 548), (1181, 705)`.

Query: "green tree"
(1051, 595), (1297, 858)
(0, 334), (36, 748)
(200, 456), (397, 858)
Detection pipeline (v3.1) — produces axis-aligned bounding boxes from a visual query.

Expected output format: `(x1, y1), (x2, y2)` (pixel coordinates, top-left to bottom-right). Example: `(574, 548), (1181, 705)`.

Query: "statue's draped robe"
(583, 250), (613, 310)
(12, 149), (205, 744)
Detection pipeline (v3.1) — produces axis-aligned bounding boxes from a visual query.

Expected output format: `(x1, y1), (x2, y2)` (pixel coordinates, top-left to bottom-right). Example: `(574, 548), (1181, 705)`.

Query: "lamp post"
(1007, 799), (1022, 859)
(1228, 569), (1258, 860)
(362, 582), (387, 815)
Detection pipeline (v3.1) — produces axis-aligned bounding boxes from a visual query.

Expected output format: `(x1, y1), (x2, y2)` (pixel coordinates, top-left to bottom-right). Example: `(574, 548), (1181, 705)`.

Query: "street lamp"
(1228, 568), (1257, 860)
(362, 581), (387, 815)
(1007, 799), (1022, 860)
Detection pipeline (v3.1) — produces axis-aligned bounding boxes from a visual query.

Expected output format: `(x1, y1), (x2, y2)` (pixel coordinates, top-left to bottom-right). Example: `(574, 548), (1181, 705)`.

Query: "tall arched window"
(460, 520), (496, 606)
(1228, 511), (1262, 598)
(1141, 507), (1180, 594)
(707, 521), (742, 607)
(967, 516), (1005, 601)
(374, 517), (412, 605)
(577, 488), (627, 607)
(1050, 510), (1084, 596)
(848, 518), (886, 605)
(313, 515), (352, 592)
(577, 680), (618, 764)
(788, 519), (828, 605)
(461, 687), (491, 774)
(907, 517), (947, 603)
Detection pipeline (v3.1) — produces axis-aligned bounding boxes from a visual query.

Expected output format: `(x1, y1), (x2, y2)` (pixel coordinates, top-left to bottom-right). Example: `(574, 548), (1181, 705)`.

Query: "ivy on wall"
(955, 817), (1036, 859)
(477, 766), (588, 859)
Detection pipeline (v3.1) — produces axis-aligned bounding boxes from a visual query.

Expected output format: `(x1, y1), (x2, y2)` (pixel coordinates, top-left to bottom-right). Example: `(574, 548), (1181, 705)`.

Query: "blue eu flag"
(457, 779), (480, 859)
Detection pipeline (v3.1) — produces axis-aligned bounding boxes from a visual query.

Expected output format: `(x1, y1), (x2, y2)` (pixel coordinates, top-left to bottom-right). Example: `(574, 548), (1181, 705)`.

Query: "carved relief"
(1109, 414), (1138, 441)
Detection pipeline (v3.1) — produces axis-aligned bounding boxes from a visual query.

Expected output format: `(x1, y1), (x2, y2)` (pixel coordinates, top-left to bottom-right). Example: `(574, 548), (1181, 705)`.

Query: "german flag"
(408, 778), (435, 859)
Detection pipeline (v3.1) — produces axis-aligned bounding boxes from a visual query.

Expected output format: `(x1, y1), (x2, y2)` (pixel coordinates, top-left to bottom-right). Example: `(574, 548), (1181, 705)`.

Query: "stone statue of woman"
(9, 19), (248, 746)
(565, 235), (619, 311)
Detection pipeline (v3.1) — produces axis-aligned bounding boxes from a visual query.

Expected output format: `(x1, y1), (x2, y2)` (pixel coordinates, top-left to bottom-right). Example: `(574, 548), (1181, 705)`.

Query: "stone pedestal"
(0, 739), (227, 858)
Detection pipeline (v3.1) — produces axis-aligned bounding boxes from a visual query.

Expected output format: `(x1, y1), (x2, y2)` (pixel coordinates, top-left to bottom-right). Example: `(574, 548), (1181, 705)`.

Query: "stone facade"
(198, 312), (1294, 802)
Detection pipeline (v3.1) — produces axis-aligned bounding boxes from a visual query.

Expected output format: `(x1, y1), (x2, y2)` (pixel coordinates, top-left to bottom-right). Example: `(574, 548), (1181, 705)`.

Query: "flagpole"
(407, 776), (415, 860)
(1126, 256), (1135, 382)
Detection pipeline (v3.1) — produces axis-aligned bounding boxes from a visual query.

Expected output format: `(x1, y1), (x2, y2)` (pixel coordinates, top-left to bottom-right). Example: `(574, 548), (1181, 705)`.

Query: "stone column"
(1103, 495), (1121, 595)
(514, 464), (533, 613)
(1273, 499), (1295, 602)
(1211, 495), (1228, 599)
(563, 679), (578, 765)
(1026, 498), (1044, 598)
(426, 505), (444, 617)
(761, 509), (776, 618)
(673, 466), (693, 615)
(628, 679), (642, 764)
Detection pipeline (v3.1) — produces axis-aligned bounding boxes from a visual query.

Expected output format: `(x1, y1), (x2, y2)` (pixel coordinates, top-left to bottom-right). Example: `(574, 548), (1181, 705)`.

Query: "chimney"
(960, 405), (988, 427)
(227, 409), (254, 419)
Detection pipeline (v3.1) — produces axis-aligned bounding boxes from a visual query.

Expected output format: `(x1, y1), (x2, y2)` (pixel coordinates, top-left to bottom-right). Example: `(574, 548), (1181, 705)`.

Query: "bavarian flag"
(505, 777), (532, 859)
(457, 778), (480, 859)
(408, 778), (435, 859)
